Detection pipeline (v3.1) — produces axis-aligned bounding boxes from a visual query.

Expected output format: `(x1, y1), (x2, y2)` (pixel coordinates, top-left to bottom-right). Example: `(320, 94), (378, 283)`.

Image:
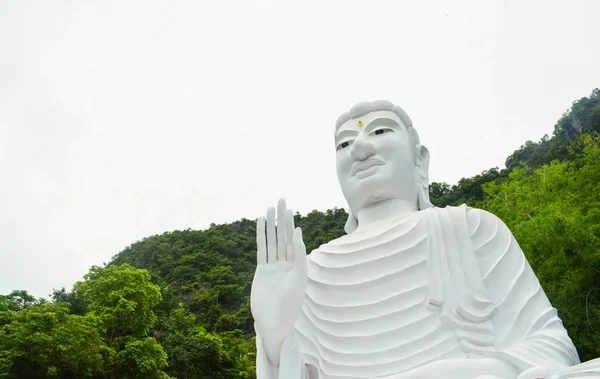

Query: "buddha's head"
(334, 100), (433, 233)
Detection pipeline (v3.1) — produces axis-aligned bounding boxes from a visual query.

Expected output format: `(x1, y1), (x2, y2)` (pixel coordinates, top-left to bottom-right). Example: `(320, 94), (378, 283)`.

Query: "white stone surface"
(250, 101), (600, 379)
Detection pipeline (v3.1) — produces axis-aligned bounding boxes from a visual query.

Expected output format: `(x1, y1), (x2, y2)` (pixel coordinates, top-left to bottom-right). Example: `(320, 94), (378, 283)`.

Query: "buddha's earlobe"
(418, 186), (434, 210)
(416, 145), (434, 210)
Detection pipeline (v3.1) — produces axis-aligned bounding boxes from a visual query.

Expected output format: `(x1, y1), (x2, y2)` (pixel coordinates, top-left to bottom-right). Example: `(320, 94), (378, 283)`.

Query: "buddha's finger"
(256, 216), (267, 265)
(293, 227), (306, 270)
(285, 209), (294, 262)
(266, 207), (277, 263)
(276, 198), (287, 261)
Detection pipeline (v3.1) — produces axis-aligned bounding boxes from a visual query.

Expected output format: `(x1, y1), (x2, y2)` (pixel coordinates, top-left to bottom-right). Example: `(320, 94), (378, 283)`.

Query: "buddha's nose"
(351, 135), (375, 161)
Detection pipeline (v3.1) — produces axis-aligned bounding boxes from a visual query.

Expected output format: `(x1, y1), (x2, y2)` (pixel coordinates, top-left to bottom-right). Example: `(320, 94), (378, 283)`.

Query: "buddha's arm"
(255, 248), (313, 379)
(468, 208), (580, 373)
(256, 331), (309, 379)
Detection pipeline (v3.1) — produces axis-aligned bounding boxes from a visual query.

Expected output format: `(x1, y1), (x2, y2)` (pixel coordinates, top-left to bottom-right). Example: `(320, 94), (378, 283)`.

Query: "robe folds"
(256, 205), (598, 379)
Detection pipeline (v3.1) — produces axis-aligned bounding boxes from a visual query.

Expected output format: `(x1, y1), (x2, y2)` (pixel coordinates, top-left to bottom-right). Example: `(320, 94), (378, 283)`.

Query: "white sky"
(1, 0), (599, 298)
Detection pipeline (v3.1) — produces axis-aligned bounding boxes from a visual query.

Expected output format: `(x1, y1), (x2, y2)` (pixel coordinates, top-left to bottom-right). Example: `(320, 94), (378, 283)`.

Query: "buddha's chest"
(305, 214), (431, 312)
(302, 237), (436, 341)
(295, 216), (466, 378)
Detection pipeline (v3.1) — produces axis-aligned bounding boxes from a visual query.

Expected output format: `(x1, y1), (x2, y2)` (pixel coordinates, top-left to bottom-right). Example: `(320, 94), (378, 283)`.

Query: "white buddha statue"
(250, 100), (600, 379)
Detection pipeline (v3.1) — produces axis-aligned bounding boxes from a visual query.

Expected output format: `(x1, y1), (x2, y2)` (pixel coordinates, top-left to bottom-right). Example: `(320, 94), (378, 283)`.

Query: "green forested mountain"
(1, 89), (599, 378)
(430, 88), (600, 207)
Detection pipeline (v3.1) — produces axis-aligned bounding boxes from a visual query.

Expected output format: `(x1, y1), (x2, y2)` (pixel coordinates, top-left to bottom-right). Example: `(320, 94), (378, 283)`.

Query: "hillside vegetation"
(1, 89), (599, 378)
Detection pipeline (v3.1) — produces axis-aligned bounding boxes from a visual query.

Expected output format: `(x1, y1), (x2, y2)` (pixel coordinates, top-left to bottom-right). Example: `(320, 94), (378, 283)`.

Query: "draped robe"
(256, 205), (599, 379)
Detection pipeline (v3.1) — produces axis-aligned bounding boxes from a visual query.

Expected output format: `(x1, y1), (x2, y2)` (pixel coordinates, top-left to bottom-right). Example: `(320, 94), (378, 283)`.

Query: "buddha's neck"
(354, 198), (418, 232)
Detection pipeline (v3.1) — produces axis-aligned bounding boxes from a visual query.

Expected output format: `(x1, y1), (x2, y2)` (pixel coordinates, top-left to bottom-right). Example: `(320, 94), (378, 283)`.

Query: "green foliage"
(51, 287), (89, 316)
(0, 302), (106, 378)
(75, 264), (163, 344)
(112, 337), (169, 379)
(73, 264), (171, 378)
(153, 304), (251, 378)
(431, 88), (599, 208)
(430, 167), (507, 207)
(0, 290), (37, 312)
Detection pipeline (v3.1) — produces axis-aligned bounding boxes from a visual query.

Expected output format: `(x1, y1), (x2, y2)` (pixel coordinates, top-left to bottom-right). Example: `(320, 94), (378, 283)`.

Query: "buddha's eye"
(336, 140), (354, 151)
(369, 128), (394, 136)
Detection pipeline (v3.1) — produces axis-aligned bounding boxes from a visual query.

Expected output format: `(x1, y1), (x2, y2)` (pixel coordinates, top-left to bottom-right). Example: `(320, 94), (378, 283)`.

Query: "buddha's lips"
(352, 158), (384, 176)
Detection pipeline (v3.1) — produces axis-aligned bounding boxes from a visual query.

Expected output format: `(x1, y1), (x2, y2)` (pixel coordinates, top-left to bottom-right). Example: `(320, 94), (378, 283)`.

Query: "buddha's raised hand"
(251, 198), (308, 366)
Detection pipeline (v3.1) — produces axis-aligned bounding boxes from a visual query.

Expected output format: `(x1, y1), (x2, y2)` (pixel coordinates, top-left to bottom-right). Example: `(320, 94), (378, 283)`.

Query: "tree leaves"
(75, 264), (162, 343)
(0, 302), (105, 378)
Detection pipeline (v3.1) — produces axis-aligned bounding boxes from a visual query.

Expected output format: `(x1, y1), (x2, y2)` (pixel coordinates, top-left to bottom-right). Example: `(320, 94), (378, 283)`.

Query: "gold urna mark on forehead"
(357, 120), (363, 127)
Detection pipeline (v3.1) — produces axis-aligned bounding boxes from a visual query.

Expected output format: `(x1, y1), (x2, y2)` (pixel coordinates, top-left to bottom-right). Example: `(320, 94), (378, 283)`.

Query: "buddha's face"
(335, 110), (420, 214)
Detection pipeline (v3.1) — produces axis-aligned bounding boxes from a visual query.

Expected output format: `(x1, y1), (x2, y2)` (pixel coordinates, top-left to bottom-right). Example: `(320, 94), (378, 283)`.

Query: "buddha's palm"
(251, 199), (308, 364)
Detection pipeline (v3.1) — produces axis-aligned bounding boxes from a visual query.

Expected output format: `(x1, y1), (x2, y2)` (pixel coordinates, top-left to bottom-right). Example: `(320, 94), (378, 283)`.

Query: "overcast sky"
(1, 0), (599, 298)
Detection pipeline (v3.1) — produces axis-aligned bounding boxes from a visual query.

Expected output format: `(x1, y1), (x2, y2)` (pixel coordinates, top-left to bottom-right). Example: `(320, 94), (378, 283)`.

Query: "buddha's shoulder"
(430, 204), (507, 238)
(305, 236), (342, 261)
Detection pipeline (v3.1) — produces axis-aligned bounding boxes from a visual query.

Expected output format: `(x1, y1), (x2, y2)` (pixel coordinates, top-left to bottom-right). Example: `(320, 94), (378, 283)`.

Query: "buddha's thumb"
(293, 228), (307, 270)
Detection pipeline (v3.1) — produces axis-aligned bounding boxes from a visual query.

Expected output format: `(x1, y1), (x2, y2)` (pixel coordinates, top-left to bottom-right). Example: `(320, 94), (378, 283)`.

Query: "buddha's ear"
(416, 145), (434, 210)
(416, 145), (430, 183)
